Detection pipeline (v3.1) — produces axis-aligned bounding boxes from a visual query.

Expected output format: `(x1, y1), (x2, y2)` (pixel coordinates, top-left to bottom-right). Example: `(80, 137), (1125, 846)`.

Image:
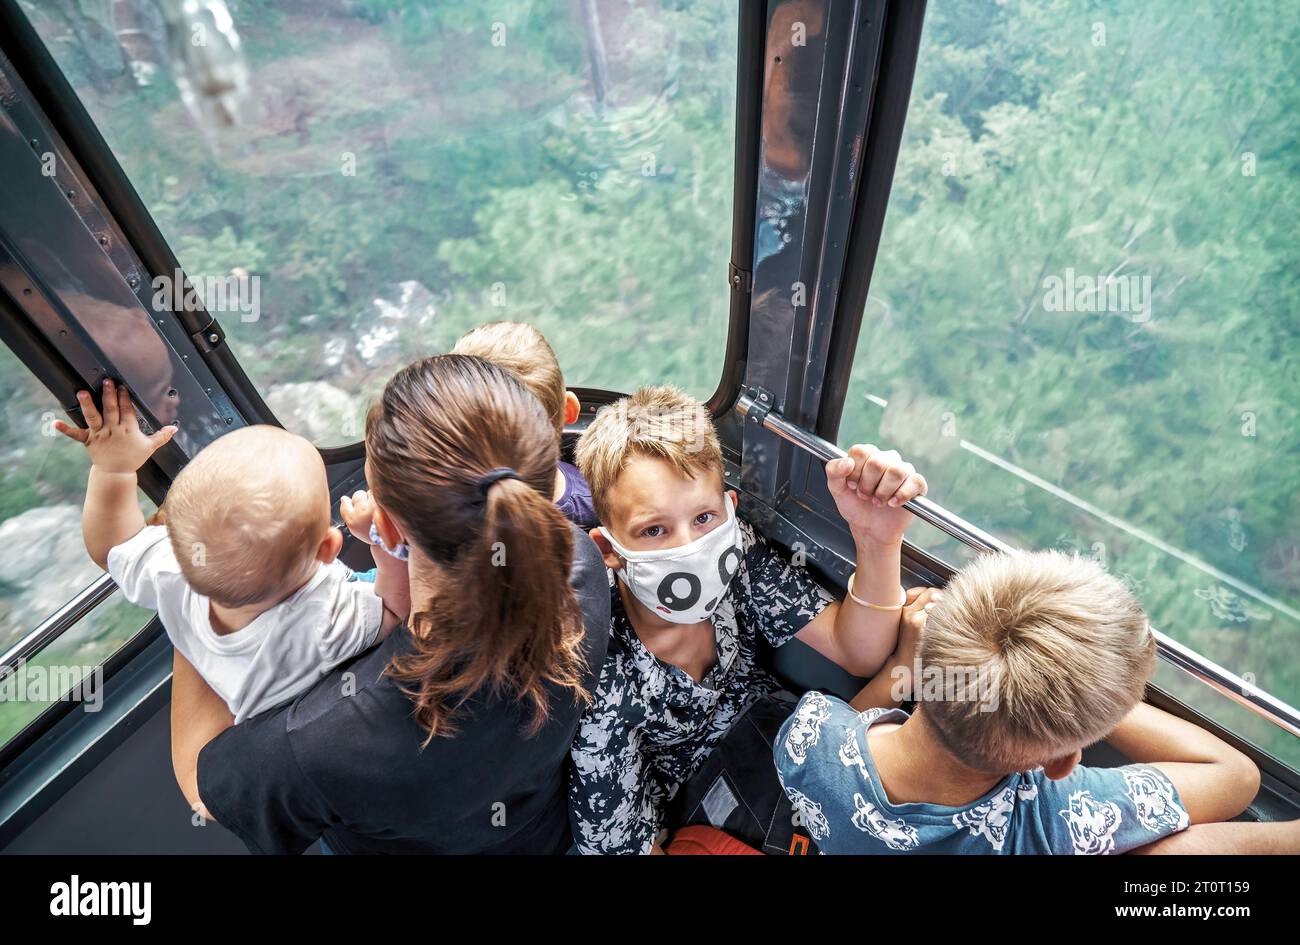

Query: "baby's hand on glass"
(339, 489), (378, 544)
(52, 379), (177, 475)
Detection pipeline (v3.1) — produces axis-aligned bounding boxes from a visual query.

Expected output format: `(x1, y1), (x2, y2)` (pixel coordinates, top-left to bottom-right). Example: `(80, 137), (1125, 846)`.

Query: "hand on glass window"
(53, 379), (177, 474)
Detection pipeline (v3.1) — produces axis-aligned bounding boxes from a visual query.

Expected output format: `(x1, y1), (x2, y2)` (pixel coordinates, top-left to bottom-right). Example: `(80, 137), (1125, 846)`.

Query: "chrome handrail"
(736, 392), (1300, 739)
(0, 573), (118, 675)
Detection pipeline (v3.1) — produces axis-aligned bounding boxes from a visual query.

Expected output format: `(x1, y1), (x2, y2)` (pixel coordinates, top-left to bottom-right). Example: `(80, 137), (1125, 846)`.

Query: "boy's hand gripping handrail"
(735, 392), (1300, 740)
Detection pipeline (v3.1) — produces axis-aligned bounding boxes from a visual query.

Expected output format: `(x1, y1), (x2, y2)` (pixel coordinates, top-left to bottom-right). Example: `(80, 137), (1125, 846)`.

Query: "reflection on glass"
(840, 1), (1299, 766)
(26, 0), (739, 446)
(55, 290), (180, 429)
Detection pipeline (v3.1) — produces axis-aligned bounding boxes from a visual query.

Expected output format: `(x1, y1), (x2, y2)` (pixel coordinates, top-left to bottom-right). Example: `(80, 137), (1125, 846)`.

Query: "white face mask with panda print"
(600, 499), (744, 624)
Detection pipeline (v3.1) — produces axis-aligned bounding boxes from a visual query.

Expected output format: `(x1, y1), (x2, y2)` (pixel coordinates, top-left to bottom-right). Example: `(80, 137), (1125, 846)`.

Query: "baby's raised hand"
(339, 489), (378, 545)
(53, 379), (177, 474)
(825, 444), (926, 547)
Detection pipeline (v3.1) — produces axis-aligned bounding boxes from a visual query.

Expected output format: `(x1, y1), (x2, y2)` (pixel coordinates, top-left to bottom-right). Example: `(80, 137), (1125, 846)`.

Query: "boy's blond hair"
(451, 321), (566, 434)
(162, 425), (330, 608)
(920, 550), (1155, 774)
(575, 385), (723, 523)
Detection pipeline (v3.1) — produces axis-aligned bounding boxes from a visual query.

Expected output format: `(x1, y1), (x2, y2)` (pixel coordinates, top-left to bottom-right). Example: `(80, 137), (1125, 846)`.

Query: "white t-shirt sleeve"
(315, 563), (385, 668)
(105, 525), (179, 611)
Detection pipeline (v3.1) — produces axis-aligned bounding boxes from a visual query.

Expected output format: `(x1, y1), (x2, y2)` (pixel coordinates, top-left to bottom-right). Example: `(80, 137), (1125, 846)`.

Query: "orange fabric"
(665, 825), (763, 856)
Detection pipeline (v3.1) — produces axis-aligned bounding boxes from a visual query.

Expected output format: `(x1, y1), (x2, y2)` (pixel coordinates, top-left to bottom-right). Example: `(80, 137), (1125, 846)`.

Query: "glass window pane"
(0, 589), (152, 749)
(0, 340), (154, 645)
(1152, 662), (1291, 772)
(25, 1), (739, 446)
(840, 1), (1299, 767)
(0, 337), (157, 749)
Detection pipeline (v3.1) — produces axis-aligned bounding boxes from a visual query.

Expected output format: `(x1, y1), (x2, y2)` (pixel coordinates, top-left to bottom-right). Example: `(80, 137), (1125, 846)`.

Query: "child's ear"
(589, 527), (623, 571)
(319, 526), (344, 564)
(1041, 749), (1082, 781)
(564, 390), (581, 427)
(373, 505), (404, 550)
(726, 489), (739, 510)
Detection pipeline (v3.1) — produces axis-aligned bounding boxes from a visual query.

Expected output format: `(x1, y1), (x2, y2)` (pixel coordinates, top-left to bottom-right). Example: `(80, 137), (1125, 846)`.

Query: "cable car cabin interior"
(0, 0), (1297, 858)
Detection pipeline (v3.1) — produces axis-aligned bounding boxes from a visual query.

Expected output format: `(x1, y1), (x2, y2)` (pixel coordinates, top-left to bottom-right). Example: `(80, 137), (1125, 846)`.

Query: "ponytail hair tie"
(477, 467), (521, 498)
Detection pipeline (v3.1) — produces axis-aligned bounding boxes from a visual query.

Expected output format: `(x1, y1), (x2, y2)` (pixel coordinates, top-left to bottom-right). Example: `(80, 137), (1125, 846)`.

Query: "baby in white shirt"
(55, 379), (403, 723)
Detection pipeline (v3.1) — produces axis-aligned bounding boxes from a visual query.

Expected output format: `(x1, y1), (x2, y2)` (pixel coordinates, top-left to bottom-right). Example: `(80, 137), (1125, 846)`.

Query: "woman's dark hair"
(365, 355), (587, 742)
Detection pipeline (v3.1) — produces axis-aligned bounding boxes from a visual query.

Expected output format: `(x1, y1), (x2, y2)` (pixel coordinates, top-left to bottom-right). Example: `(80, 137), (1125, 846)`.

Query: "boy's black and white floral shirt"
(568, 520), (835, 855)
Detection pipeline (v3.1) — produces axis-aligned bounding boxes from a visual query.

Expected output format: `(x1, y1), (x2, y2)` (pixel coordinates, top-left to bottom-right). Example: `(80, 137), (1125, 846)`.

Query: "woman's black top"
(196, 524), (611, 854)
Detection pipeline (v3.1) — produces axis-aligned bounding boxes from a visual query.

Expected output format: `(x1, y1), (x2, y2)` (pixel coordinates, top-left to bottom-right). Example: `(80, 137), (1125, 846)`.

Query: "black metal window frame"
(0, 1), (273, 433)
(732, 0), (921, 575)
(0, 34), (244, 686)
(728, 0), (1300, 792)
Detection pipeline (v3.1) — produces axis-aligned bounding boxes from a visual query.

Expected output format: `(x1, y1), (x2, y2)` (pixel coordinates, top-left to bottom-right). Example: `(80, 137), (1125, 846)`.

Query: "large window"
(27, 0), (739, 446)
(842, 1), (1299, 765)
(0, 342), (154, 749)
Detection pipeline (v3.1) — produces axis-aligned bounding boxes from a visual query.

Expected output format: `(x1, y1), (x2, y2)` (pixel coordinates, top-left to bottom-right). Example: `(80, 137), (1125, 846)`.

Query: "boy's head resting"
(919, 550), (1155, 776)
(451, 321), (580, 436)
(161, 425), (337, 608)
(576, 385), (727, 544)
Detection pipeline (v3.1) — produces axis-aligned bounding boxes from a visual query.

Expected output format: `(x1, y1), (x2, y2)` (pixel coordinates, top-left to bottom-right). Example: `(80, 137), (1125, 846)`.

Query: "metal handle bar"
(736, 392), (1300, 739)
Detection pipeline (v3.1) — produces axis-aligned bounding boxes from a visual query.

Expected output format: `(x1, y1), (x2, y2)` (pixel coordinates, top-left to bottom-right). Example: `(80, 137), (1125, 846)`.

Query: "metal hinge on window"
(191, 319), (224, 353)
(741, 386), (776, 428)
(728, 261), (752, 293)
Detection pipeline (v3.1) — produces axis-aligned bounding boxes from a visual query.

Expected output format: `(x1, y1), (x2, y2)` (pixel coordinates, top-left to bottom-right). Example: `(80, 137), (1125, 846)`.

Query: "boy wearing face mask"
(569, 386), (928, 855)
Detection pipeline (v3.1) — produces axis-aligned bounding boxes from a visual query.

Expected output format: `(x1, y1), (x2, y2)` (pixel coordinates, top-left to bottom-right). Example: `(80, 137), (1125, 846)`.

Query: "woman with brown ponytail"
(169, 356), (611, 854)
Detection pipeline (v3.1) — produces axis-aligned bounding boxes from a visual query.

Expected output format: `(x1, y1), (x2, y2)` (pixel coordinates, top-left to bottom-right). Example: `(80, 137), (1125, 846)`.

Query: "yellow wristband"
(846, 574), (906, 611)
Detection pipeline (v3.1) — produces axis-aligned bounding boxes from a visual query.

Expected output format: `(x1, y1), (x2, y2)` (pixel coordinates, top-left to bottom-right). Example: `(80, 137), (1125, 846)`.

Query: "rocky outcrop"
(264, 381), (365, 445)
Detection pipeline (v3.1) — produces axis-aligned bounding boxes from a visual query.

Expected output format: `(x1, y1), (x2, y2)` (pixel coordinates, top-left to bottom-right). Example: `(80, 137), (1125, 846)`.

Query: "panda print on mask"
(601, 500), (743, 625)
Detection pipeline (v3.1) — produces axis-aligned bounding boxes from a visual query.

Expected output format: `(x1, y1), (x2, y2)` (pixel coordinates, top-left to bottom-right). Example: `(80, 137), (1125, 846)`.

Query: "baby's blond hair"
(162, 425), (330, 608)
(575, 385), (723, 523)
(920, 550), (1154, 774)
(451, 321), (567, 434)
